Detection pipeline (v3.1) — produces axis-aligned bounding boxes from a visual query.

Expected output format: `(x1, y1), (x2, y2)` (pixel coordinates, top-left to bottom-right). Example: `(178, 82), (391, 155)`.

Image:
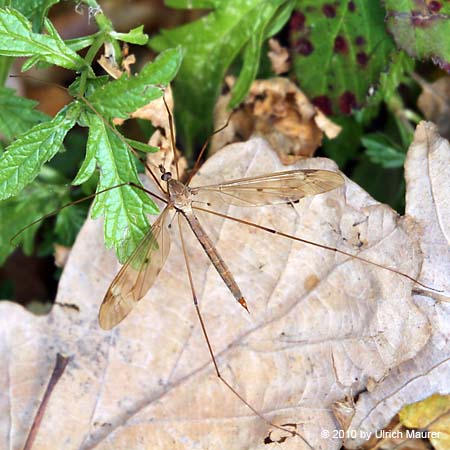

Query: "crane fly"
(98, 166), (344, 329)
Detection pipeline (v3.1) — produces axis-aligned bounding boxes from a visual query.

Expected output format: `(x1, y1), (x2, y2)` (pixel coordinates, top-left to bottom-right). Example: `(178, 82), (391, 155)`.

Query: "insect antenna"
(176, 214), (314, 449)
(162, 94), (180, 181)
(158, 89), (235, 186)
(186, 110), (236, 186)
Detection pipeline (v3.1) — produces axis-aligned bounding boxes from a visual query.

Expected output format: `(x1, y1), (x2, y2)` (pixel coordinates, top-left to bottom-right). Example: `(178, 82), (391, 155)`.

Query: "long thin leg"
(192, 205), (439, 292)
(176, 214), (314, 449)
(186, 111), (235, 187)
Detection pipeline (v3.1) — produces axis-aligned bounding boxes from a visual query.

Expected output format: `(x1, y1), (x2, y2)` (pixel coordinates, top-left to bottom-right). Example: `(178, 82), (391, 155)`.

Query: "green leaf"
(20, 54), (46, 71)
(264, 0), (295, 37)
(0, 101), (81, 201)
(84, 112), (159, 262)
(290, 1), (396, 116)
(88, 47), (182, 120)
(0, 182), (65, 264)
(229, 2), (278, 108)
(68, 75), (110, 98)
(150, 0), (293, 152)
(0, 7), (86, 70)
(126, 138), (159, 153)
(72, 131), (97, 186)
(54, 201), (88, 246)
(385, 1), (450, 71)
(65, 33), (99, 52)
(0, 87), (49, 139)
(110, 25), (148, 45)
(362, 133), (405, 169)
(6, 0), (59, 31)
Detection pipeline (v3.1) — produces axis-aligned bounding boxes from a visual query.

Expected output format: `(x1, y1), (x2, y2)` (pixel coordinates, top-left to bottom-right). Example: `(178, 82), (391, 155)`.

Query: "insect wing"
(192, 169), (344, 206)
(98, 208), (171, 330)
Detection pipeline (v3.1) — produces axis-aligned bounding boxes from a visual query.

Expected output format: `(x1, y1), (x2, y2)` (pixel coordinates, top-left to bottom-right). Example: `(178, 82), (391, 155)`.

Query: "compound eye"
(161, 172), (172, 181)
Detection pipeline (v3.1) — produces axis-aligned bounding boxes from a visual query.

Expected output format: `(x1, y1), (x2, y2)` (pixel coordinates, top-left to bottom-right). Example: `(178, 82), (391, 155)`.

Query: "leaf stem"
(0, 56), (13, 86)
(78, 2), (115, 97)
(78, 34), (105, 96)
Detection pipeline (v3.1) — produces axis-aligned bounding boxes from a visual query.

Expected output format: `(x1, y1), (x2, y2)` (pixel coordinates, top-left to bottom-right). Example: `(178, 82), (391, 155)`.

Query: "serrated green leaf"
(0, 87), (49, 139)
(6, 0), (59, 31)
(88, 47), (182, 120)
(65, 33), (99, 52)
(150, 0), (292, 152)
(72, 131), (97, 186)
(0, 182), (65, 264)
(0, 7), (86, 70)
(362, 133), (405, 169)
(20, 54), (42, 71)
(84, 112), (159, 262)
(110, 25), (148, 45)
(0, 101), (81, 201)
(290, 1), (396, 116)
(126, 138), (159, 153)
(385, 1), (450, 71)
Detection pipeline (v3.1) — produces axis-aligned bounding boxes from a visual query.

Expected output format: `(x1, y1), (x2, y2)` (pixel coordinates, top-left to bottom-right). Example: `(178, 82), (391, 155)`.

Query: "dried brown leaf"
(0, 126), (448, 450)
(342, 122), (450, 449)
(211, 77), (341, 164)
(97, 43), (136, 80)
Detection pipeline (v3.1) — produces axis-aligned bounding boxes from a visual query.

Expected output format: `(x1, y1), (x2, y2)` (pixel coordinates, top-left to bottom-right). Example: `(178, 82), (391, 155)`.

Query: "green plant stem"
(0, 56), (13, 86)
(78, 34), (105, 96)
(77, 3), (116, 97)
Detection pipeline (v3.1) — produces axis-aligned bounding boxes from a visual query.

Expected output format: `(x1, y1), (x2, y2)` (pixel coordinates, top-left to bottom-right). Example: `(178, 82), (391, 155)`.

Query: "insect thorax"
(168, 179), (192, 211)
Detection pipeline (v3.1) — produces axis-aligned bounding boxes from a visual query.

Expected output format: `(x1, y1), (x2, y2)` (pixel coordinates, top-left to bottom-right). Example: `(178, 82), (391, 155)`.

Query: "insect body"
(165, 166), (248, 312)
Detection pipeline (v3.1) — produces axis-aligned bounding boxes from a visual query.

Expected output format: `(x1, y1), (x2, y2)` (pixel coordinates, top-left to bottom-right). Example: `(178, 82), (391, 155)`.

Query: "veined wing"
(98, 207), (171, 330)
(191, 169), (344, 206)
